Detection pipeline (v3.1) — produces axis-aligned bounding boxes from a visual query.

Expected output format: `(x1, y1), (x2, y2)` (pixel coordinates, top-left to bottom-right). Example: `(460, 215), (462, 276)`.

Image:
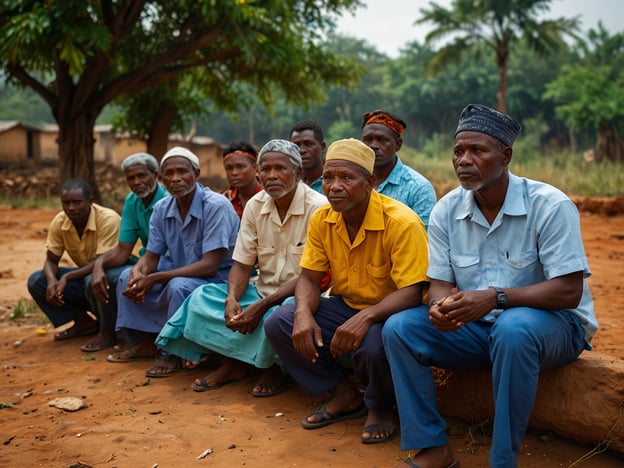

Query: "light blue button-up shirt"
(147, 183), (239, 282)
(376, 157), (436, 229)
(427, 173), (598, 344)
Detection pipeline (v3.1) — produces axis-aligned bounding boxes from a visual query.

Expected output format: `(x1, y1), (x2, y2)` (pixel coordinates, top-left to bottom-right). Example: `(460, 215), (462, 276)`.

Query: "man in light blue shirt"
(382, 104), (597, 468)
(108, 147), (239, 379)
(361, 109), (436, 228)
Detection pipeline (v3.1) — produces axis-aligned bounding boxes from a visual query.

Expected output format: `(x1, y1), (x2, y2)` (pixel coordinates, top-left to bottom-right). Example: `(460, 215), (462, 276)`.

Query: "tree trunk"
(56, 114), (102, 203)
(146, 100), (177, 161)
(496, 43), (508, 114)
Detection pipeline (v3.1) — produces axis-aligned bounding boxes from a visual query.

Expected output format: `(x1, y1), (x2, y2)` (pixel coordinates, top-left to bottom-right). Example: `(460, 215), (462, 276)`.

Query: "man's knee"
(264, 303), (294, 342)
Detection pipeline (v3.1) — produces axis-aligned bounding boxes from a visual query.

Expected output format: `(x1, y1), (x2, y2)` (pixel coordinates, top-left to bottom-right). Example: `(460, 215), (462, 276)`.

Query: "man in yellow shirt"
(27, 179), (120, 346)
(265, 138), (428, 444)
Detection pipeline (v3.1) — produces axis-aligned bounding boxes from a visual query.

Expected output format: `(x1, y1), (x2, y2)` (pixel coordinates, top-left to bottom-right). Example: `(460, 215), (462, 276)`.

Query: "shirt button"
(489, 262), (495, 266)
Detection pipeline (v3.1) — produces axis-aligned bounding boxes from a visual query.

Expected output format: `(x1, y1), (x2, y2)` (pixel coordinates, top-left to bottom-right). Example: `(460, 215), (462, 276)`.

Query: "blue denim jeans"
(382, 306), (586, 468)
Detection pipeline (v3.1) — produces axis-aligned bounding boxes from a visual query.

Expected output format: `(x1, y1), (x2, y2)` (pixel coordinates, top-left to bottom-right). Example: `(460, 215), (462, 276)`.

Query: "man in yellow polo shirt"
(265, 138), (428, 445)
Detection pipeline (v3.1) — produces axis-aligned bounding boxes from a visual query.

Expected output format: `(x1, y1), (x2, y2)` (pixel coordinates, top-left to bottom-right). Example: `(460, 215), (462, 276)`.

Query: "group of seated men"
(28, 105), (597, 468)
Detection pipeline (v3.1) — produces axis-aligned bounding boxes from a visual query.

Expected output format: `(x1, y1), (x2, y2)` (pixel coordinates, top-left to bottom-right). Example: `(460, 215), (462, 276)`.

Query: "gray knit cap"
(258, 139), (302, 169)
(455, 104), (521, 147)
(120, 152), (159, 173)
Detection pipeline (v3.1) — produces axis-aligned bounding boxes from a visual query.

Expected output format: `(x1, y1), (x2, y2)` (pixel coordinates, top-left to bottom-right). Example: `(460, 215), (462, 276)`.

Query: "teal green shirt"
(118, 184), (168, 257)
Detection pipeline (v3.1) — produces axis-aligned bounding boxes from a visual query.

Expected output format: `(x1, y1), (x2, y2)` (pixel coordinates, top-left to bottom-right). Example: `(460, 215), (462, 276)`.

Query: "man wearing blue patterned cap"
(383, 104), (598, 468)
(156, 139), (327, 396)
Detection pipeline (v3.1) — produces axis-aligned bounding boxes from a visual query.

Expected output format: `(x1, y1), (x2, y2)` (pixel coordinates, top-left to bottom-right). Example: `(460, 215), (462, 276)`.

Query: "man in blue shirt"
(84, 152), (168, 352)
(382, 104), (598, 468)
(108, 147), (239, 379)
(361, 109), (436, 228)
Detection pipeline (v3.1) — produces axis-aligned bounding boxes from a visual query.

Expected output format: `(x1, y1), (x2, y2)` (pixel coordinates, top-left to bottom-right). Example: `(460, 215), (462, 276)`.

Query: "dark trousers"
(27, 265), (128, 330)
(264, 296), (395, 411)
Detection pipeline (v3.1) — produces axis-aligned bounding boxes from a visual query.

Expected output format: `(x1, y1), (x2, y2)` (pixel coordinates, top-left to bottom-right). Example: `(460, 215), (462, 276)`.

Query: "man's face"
(61, 188), (92, 226)
(223, 154), (258, 190)
(125, 165), (158, 199)
(290, 129), (325, 173)
(322, 160), (372, 213)
(453, 131), (510, 192)
(160, 157), (199, 198)
(362, 123), (401, 171)
(258, 152), (300, 200)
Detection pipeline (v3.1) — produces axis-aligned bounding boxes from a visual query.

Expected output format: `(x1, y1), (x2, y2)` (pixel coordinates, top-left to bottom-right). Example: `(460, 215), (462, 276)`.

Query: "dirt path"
(0, 206), (622, 467)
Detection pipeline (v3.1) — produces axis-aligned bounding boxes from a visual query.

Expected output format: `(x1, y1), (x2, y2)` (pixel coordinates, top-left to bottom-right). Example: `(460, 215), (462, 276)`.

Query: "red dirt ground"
(0, 205), (622, 467)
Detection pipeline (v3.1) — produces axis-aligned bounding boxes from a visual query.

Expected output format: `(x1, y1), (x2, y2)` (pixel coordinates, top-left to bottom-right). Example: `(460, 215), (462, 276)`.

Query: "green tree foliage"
(417, 0), (579, 113)
(0, 0), (361, 199)
(544, 24), (624, 162)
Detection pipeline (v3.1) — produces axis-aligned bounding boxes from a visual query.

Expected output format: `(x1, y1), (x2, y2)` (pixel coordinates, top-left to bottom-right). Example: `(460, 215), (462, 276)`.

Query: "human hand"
(91, 265), (110, 303)
(434, 288), (495, 328)
(292, 311), (323, 363)
(228, 300), (266, 334)
(46, 279), (64, 306)
(330, 313), (370, 358)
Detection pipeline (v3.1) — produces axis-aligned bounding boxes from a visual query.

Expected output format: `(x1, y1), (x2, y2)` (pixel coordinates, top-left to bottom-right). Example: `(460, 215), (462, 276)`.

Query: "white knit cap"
(160, 146), (200, 170)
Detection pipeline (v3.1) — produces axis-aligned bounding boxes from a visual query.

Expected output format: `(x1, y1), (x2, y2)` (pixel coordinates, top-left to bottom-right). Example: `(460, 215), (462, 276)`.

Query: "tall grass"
(401, 143), (624, 198)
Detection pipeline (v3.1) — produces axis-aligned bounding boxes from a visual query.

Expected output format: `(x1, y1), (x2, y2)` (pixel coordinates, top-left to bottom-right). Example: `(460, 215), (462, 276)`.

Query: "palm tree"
(418, 0), (579, 113)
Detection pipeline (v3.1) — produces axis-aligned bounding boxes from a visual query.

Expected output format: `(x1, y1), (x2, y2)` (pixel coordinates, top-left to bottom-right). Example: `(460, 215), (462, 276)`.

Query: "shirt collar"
(377, 156), (401, 189)
(259, 182), (306, 216)
(325, 190), (385, 231)
(61, 204), (97, 232)
(456, 172), (527, 221)
(164, 182), (204, 221)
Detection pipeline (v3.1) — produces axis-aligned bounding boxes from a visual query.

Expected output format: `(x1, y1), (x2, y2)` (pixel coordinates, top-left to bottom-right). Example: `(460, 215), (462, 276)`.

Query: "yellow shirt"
(46, 203), (121, 267)
(301, 191), (428, 310)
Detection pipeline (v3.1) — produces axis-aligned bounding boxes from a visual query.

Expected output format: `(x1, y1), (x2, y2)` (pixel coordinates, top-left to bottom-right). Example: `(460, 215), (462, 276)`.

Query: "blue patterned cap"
(455, 104), (521, 147)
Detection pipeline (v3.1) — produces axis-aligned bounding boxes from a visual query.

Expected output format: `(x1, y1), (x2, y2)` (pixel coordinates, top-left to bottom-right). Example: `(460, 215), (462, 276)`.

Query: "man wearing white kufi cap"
(109, 146), (240, 380)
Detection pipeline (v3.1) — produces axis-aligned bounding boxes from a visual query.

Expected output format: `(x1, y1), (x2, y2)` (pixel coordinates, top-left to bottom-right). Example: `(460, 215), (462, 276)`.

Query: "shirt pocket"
(504, 249), (540, 286)
(364, 262), (393, 301)
(286, 243), (305, 266)
(450, 253), (481, 290)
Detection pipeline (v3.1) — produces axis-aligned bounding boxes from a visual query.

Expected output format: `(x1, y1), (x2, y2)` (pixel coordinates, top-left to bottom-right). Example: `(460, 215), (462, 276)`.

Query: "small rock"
(197, 448), (213, 459)
(48, 397), (86, 412)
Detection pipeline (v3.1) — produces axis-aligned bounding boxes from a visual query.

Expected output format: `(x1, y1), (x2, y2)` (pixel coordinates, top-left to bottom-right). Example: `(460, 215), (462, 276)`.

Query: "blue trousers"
(265, 296), (418, 411)
(382, 306), (586, 468)
(27, 265), (128, 330)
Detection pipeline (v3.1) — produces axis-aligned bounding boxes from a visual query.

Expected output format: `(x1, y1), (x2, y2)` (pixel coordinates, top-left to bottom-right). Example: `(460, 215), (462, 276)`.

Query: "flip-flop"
(80, 334), (117, 352)
(301, 400), (368, 430)
(54, 324), (98, 341)
(107, 347), (154, 363)
(251, 375), (288, 398)
(144, 355), (182, 378)
(361, 423), (399, 444)
(191, 376), (234, 392)
(405, 459), (459, 468)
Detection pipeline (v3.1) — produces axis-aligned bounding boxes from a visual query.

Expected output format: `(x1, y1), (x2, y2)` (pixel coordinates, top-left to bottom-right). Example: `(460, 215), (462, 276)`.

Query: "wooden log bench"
(435, 354), (624, 455)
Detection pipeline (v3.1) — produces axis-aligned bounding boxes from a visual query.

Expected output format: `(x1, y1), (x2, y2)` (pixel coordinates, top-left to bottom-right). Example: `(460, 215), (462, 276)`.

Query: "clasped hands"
(428, 288), (494, 332)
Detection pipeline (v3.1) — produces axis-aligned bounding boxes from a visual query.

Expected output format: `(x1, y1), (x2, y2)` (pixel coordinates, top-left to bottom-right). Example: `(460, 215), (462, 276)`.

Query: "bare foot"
(192, 357), (248, 388)
(361, 408), (398, 443)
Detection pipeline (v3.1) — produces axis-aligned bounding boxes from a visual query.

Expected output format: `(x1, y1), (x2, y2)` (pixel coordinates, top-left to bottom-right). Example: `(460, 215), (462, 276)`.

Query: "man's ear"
(502, 147), (513, 167)
(395, 137), (403, 152)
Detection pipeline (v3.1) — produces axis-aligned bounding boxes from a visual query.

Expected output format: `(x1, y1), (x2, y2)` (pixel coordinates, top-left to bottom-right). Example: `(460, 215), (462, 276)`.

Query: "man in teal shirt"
(361, 109), (436, 229)
(86, 152), (168, 352)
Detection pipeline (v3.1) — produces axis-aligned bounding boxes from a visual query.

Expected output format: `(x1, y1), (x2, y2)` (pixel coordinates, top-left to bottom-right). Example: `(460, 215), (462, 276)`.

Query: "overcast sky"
(335, 0), (624, 57)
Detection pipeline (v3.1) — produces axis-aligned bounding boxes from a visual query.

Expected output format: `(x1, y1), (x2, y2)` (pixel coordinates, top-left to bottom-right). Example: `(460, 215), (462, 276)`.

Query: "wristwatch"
(489, 286), (508, 309)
